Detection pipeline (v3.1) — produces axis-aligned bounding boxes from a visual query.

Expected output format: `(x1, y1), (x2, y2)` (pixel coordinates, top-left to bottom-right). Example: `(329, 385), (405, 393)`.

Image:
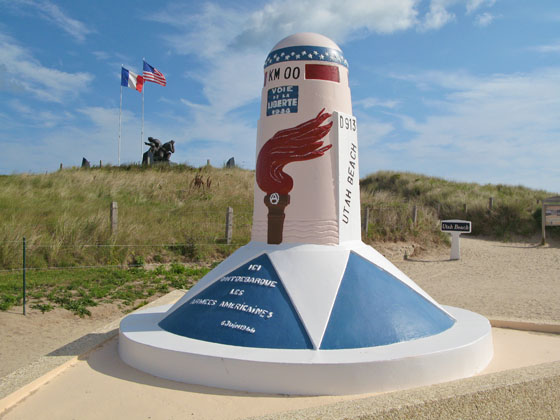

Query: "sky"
(1, 0), (559, 193)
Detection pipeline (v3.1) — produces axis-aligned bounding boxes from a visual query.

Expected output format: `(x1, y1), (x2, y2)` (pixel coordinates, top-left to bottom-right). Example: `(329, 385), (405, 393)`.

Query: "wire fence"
(0, 197), (516, 277)
(1, 194), (545, 315)
(0, 207), (254, 273)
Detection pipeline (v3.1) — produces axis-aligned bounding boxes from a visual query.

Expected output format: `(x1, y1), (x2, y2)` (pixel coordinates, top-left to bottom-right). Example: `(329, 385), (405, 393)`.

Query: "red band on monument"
(305, 64), (340, 82)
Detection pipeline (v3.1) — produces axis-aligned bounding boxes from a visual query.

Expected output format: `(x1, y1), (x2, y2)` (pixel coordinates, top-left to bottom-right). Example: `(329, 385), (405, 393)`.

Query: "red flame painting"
(256, 109), (333, 244)
(257, 108), (333, 195)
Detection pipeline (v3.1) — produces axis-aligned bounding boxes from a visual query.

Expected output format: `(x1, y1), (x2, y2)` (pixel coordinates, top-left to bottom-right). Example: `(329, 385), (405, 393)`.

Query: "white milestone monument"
(119, 33), (493, 395)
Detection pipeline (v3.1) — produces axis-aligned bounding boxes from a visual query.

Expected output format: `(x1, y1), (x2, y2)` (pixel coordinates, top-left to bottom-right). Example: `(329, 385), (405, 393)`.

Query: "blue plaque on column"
(159, 254), (313, 349)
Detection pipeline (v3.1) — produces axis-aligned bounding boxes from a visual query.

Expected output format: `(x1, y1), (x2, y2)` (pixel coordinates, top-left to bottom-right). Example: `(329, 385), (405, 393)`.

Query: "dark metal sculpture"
(142, 137), (175, 165)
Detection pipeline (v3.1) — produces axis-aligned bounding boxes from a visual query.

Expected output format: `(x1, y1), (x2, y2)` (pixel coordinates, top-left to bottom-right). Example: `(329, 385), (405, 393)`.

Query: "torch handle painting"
(264, 193), (290, 244)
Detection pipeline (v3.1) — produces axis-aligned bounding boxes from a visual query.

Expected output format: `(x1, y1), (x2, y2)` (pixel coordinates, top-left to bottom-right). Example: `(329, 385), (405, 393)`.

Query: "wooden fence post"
(489, 197), (494, 210)
(22, 237), (26, 316)
(225, 207), (233, 245)
(463, 203), (468, 214)
(412, 205), (418, 225)
(437, 203), (441, 218)
(362, 207), (370, 237)
(541, 205), (546, 245)
(110, 202), (118, 234)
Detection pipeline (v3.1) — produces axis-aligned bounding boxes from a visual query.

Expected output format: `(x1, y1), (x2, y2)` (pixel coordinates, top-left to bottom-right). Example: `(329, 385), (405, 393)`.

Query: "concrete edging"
(489, 319), (560, 334)
(249, 360), (560, 420)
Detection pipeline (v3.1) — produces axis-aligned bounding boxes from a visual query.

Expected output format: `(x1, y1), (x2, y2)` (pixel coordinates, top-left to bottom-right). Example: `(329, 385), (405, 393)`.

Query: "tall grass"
(1, 166), (556, 271)
(0, 164), (254, 269)
(361, 171), (556, 242)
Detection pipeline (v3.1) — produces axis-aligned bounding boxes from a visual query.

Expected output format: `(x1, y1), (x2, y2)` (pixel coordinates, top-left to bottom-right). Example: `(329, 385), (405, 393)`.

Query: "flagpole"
(141, 57), (145, 163)
(119, 83), (122, 166)
(141, 86), (144, 162)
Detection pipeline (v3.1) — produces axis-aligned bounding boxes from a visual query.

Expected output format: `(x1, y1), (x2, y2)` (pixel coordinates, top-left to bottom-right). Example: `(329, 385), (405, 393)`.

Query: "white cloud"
(380, 68), (560, 191)
(421, 0), (456, 31)
(532, 41), (560, 54)
(233, 0), (419, 47)
(466, 0), (496, 14)
(354, 97), (400, 110)
(34, 1), (93, 42)
(474, 12), (494, 26)
(2, 0), (92, 42)
(92, 51), (111, 61)
(0, 32), (93, 103)
(150, 3), (245, 58)
(419, 0), (497, 30)
(7, 99), (74, 128)
(151, 0), (419, 55)
(355, 117), (395, 149)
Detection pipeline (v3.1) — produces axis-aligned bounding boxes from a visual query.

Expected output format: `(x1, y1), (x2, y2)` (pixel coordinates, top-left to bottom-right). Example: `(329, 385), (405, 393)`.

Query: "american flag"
(143, 60), (166, 86)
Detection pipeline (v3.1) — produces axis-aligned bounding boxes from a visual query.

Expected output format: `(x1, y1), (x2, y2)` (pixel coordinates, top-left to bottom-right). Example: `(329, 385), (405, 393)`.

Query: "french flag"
(121, 67), (144, 92)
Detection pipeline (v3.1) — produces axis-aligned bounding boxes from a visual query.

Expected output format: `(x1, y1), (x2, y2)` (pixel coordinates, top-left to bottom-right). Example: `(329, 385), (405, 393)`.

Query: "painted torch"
(252, 33), (361, 245)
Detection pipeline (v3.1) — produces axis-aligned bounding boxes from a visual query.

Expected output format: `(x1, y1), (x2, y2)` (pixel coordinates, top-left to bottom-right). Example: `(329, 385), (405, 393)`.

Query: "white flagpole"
(119, 83), (122, 166)
(141, 57), (145, 163)
(141, 86), (144, 162)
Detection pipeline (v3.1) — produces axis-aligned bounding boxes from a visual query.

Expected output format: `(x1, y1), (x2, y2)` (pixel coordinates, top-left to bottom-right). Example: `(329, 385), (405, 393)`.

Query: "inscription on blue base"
(158, 254), (313, 349)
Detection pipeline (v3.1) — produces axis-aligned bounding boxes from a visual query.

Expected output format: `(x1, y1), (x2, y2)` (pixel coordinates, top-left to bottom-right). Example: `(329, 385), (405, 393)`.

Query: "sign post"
(441, 220), (472, 260)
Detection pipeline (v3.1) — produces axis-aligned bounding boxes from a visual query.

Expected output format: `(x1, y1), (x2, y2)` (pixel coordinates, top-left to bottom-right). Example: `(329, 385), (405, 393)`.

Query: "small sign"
(441, 220), (472, 233)
(267, 85), (299, 116)
(544, 199), (560, 227)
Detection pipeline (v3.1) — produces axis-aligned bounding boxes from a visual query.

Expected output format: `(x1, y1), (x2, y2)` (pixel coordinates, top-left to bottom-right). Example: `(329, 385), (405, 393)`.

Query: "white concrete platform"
(119, 304), (492, 395)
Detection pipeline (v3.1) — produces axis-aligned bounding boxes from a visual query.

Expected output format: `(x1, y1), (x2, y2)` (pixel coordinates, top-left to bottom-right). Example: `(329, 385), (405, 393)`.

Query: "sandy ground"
(0, 236), (559, 409)
(396, 236), (560, 324)
(0, 304), (124, 378)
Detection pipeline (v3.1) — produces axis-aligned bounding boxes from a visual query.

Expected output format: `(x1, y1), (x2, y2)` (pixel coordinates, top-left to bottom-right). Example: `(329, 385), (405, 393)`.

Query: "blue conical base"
(119, 242), (493, 395)
(321, 252), (455, 349)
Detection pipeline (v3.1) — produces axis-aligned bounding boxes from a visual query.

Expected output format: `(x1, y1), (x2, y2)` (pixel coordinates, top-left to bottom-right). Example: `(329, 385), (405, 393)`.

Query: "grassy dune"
(1, 166), (556, 271)
(0, 164), (254, 270)
(361, 171), (555, 243)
